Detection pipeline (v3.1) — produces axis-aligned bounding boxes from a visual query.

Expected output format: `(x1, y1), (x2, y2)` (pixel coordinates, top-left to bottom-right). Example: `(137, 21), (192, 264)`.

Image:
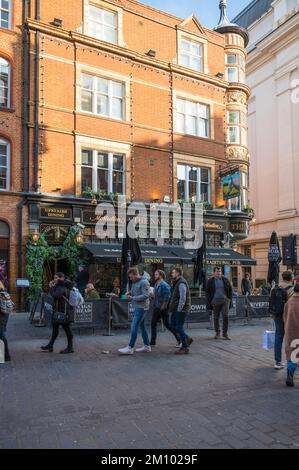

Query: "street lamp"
(75, 230), (84, 245)
(32, 229), (40, 244)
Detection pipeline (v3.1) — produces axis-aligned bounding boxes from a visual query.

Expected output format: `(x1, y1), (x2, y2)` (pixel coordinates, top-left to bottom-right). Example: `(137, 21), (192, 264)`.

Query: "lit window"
(0, 138), (10, 191)
(176, 98), (209, 138)
(180, 38), (203, 72)
(227, 111), (247, 145)
(177, 164), (211, 203)
(81, 149), (125, 195)
(0, 0), (11, 29)
(81, 74), (124, 120)
(87, 4), (117, 44)
(0, 57), (10, 108)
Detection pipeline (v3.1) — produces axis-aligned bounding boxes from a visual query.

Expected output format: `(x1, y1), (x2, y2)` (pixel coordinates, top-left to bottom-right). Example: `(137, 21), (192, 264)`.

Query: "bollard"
(0, 339), (5, 364)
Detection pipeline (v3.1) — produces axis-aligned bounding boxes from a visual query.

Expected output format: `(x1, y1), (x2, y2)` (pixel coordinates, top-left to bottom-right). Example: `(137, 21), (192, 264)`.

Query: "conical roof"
(214, 0), (249, 47)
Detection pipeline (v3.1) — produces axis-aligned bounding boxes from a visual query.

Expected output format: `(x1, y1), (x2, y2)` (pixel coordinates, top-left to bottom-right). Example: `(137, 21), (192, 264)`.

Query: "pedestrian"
(76, 265), (89, 298)
(241, 272), (252, 296)
(169, 267), (193, 355)
(41, 272), (75, 354)
(85, 283), (100, 300)
(206, 266), (233, 340)
(283, 282), (299, 387)
(118, 267), (151, 355)
(150, 270), (180, 347)
(269, 271), (294, 370)
(0, 280), (14, 362)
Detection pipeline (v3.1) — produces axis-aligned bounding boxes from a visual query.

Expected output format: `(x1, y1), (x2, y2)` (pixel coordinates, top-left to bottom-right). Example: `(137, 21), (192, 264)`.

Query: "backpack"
(0, 291), (15, 315)
(269, 286), (287, 318)
(68, 287), (84, 308)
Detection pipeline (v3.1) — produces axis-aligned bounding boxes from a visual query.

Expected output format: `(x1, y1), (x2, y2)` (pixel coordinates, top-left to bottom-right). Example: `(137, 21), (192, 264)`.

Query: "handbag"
(52, 299), (68, 325)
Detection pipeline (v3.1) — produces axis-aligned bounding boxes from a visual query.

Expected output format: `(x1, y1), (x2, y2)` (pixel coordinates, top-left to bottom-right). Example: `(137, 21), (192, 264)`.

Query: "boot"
(60, 346), (74, 354)
(286, 370), (294, 387)
(41, 344), (53, 352)
(5, 353), (11, 362)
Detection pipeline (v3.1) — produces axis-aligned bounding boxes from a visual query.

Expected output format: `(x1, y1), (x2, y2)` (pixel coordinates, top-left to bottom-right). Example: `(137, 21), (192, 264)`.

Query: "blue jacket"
(154, 280), (171, 309)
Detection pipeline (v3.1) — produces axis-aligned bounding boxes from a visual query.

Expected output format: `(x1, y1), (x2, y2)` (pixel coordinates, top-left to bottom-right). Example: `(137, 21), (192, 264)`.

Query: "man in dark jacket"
(41, 272), (75, 354)
(169, 267), (193, 355)
(206, 266), (233, 340)
(150, 270), (180, 346)
(241, 273), (252, 296)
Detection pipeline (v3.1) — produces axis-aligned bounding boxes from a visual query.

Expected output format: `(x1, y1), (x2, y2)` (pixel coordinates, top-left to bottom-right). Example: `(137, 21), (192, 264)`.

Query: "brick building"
(1, 0), (254, 304)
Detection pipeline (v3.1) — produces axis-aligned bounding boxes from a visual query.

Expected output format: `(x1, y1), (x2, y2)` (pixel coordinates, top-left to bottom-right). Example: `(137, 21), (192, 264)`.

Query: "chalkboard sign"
(75, 303), (93, 323)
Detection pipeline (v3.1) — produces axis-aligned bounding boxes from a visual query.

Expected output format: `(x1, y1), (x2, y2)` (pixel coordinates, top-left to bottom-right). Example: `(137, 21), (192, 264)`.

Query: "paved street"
(1, 314), (299, 449)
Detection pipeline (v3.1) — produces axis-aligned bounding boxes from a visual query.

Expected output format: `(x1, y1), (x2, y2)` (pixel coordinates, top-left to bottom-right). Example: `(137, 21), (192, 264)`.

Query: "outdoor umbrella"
(120, 222), (142, 295)
(193, 225), (206, 292)
(267, 231), (282, 286)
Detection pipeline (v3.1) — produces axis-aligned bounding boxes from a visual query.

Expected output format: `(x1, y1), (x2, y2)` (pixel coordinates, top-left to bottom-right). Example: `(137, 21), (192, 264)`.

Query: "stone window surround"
(83, 0), (125, 47)
(177, 29), (209, 74)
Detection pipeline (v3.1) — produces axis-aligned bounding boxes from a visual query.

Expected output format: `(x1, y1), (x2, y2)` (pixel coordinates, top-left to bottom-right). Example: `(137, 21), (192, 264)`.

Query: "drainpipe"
(22, 0), (30, 192)
(33, 0), (40, 191)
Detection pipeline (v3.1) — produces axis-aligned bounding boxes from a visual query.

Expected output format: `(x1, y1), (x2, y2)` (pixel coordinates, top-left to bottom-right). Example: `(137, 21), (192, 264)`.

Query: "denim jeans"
(129, 307), (150, 348)
(274, 317), (284, 364)
(171, 310), (188, 348)
(287, 360), (297, 375)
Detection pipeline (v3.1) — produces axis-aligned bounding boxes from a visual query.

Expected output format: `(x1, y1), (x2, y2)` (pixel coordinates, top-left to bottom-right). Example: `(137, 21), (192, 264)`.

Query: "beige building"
(234, 0), (299, 287)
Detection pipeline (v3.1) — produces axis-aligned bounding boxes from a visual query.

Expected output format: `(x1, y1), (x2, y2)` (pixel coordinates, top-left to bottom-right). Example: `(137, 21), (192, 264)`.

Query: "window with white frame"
(81, 74), (124, 120)
(228, 172), (248, 212)
(0, 0), (10, 29)
(81, 149), (125, 195)
(177, 164), (211, 203)
(0, 57), (10, 108)
(180, 38), (203, 72)
(227, 110), (247, 145)
(226, 53), (246, 84)
(87, 4), (118, 44)
(176, 98), (210, 138)
(0, 138), (10, 191)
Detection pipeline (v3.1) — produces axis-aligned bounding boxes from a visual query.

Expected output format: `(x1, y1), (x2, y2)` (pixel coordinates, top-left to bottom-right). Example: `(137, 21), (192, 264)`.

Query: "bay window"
(81, 149), (125, 195)
(226, 53), (246, 84)
(228, 172), (248, 212)
(0, 57), (10, 108)
(87, 4), (118, 44)
(0, 138), (9, 190)
(177, 164), (211, 203)
(81, 74), (124, 120)
(176, 98), (210, 138)
(227, 111), (247, 145)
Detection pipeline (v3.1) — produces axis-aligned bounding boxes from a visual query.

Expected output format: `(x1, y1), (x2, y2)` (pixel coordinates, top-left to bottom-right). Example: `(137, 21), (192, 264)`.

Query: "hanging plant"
(26, 225), (84, 301)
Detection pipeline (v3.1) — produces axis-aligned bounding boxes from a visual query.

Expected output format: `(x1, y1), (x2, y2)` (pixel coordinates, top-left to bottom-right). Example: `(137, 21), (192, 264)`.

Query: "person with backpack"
(0, 280), (13, 362)
(269, 271), (294, 370)
(41, 272), (77, 354)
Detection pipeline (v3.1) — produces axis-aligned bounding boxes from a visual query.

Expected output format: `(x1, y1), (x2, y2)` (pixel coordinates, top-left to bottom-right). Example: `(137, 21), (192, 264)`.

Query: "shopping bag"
(262, 330), (275, 350)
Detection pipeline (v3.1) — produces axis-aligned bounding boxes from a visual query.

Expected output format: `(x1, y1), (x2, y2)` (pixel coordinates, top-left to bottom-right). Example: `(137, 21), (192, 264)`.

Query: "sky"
(141, 0), (252, 29)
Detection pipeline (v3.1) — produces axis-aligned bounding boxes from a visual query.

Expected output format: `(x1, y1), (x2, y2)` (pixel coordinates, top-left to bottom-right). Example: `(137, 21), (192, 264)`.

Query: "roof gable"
(178, 15), (206, 36)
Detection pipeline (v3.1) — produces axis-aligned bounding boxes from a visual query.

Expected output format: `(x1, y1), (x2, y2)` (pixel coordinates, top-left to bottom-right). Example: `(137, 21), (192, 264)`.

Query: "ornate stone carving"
(226, 146), (250, 162)
(226, 91), (247, 105)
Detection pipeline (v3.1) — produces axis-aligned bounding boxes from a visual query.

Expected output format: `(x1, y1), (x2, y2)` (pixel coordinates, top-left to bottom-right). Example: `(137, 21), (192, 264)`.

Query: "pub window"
(87, 4), (118, 44)
(177, 164), (211, 203)
(0, 0), (11, 29)
(176, 98), (210, 138)
(81, 149), (125, 195)
(179, 38), (203, 73)
(81, 73), (125, 120)
(0, 57), (10, 108)
(206, 232), (222, 248)
(228, 172), (248, 212)
(0, 137), (10, 191)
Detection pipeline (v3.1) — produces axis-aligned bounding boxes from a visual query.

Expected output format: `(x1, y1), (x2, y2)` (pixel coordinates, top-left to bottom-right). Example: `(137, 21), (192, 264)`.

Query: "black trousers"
(212, 299), (230, 335)
(49, 322), (73, 348)
(0, 331), (10, 360)
(151, 307), (180, 344)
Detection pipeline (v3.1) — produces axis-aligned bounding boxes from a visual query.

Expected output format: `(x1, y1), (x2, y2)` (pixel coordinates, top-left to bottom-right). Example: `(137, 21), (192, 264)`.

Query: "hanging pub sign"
(222, 172), (241, 200)
(40, 224), (70, 244)
(40, 206), (73, 221)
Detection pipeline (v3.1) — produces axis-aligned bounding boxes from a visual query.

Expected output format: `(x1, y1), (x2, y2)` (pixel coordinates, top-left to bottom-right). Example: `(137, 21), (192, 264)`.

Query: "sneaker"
(118, 346), (134, 355)
(187, 337), (194, 346)
(274, 362), (285, 370)
(41, 344), (53, 352)
(136, 345), (151, 353)
(214, 333), (220, 340)
(222, 335), (231, 341)
(175, 342), (182, 348)
(286, 371), (294, 387)
(175, 347), (189, 355)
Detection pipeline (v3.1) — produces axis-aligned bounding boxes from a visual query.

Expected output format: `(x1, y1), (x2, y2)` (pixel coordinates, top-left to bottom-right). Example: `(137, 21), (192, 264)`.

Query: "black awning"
(169, 246), (256, 266)
(84, 243), (179, 263)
